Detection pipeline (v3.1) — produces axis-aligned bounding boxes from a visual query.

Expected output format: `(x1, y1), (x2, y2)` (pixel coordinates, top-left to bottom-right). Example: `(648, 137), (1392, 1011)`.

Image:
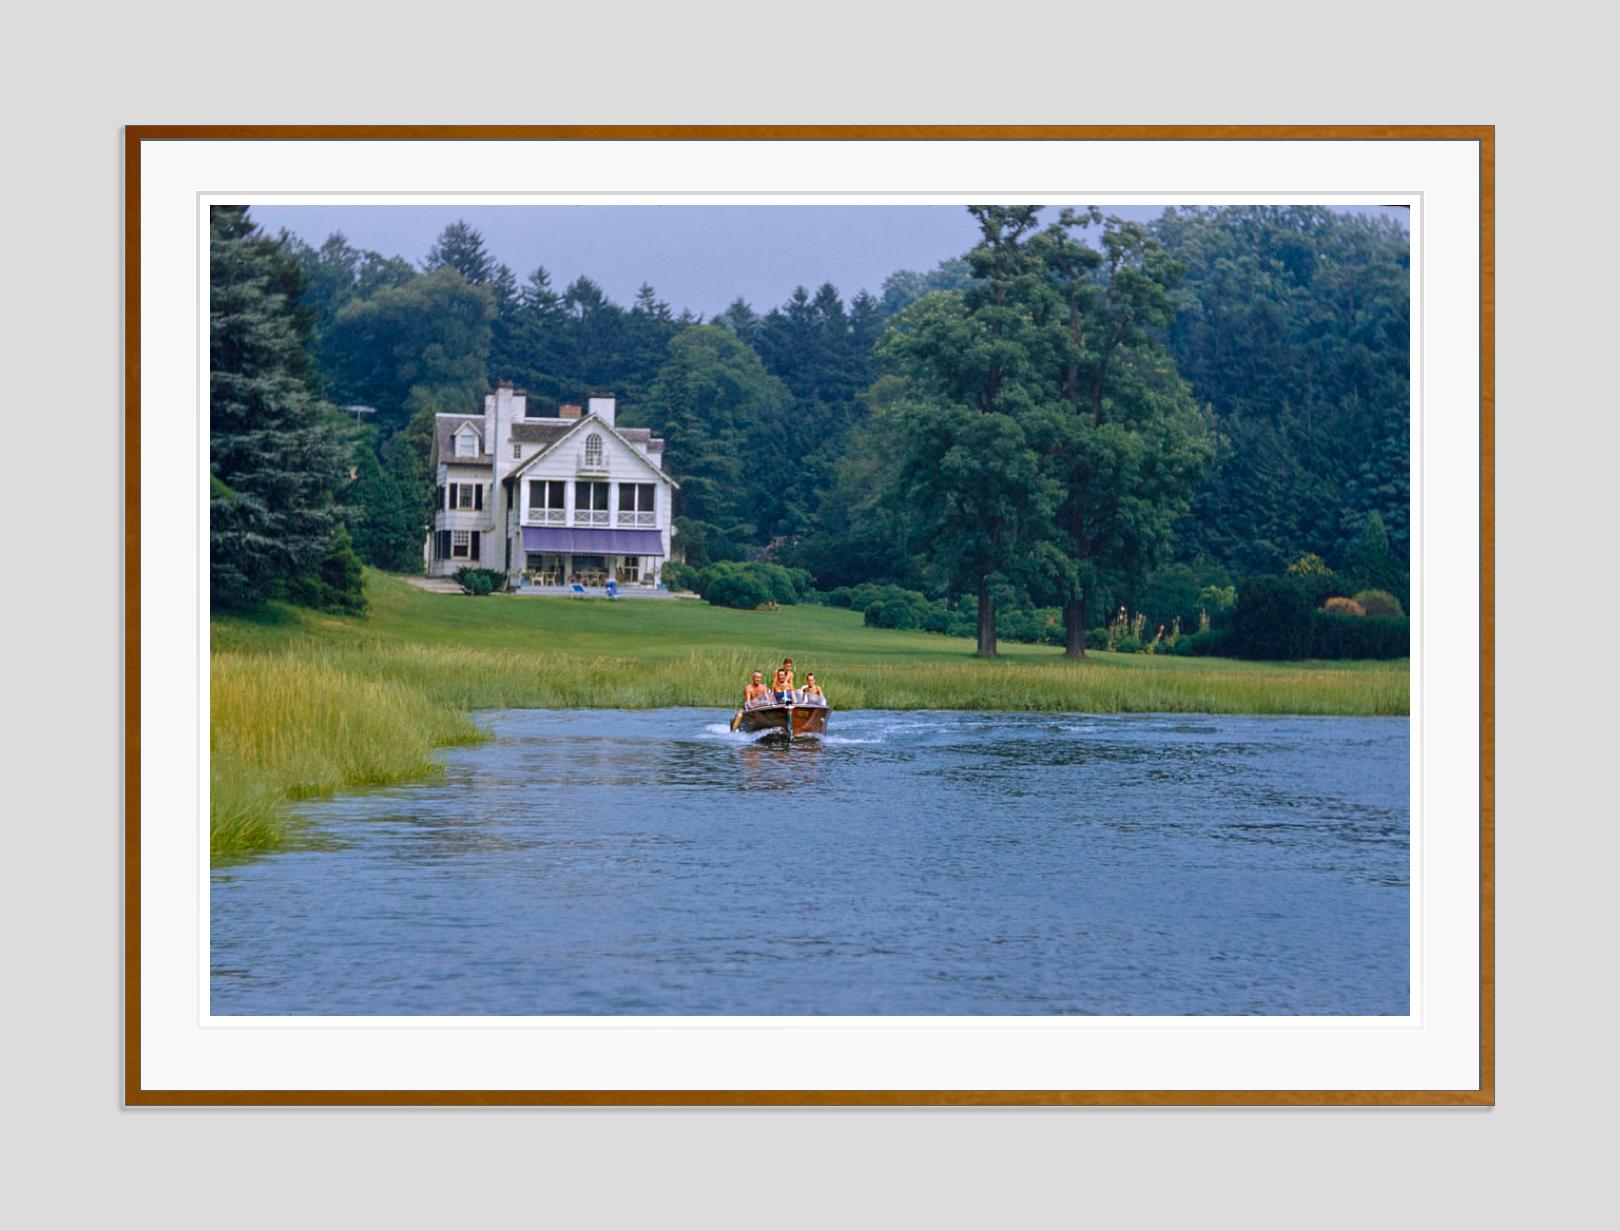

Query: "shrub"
(1232, 575), (1314, 659)
(1323, 596), (1366, 617)
(1310, 612), (1409, 659)
(753, 561), (810, 605)
(846, 582), (889, 613)
(1087, 627), (1109, 651)
(1169, 627), (1236, 657)
(998, 606), (1061, 645)
(862, 585), (931, 630)
(1112, 634), (1142, 655)
(660, 561), (699, 592)
(824, 586), (855, 609)
(691, 561), (808, 609)
(865, 597), (920, 630)
(1353, 589), (1405, 618)
(286, 528), (368, 614)
(452, 566), (503, 596)
(696, 563), (775, 609)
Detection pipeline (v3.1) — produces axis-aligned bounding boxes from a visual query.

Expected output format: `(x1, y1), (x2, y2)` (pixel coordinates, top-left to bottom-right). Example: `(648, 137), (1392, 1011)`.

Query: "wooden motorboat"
(729, 702), (831, 739)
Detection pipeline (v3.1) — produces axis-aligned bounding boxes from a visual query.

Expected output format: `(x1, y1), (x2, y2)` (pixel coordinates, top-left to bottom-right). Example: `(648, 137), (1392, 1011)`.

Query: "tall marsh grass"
(210, 651), (482, 859)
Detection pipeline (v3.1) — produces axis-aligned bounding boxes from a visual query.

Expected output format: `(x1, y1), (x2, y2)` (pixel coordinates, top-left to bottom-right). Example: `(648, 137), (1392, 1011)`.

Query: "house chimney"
(491, 382), (524, 476)
(559, 403), (582, 420)
(586, 392), (617, 427)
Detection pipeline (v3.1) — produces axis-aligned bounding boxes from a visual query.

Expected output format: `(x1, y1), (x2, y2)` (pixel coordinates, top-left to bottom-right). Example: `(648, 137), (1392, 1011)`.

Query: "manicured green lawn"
(209, 572), (1408, 858)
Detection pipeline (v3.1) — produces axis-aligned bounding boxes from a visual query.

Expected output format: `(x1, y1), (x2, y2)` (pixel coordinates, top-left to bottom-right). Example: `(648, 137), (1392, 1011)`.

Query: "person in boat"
(800, 673), (826, 706)
(774, 658), (797, 703)
(743, 671), (771, 709)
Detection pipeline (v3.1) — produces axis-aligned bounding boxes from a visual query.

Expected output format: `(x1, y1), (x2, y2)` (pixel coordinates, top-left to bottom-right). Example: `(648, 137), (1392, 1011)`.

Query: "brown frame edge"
(124, 123), (1494, 1108)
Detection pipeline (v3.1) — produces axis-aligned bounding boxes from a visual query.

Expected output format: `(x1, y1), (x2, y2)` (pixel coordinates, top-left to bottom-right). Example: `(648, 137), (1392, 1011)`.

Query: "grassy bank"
(211, 572), (1408, 857)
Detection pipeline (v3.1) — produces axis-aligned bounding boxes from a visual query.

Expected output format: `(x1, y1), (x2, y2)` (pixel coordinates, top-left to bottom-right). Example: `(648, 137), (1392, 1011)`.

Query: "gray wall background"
(5, 2), (1605, 1224)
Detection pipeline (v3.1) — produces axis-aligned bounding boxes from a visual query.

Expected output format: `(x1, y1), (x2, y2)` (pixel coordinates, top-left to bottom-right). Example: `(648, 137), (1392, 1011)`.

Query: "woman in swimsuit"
(800, 673), (825, 705)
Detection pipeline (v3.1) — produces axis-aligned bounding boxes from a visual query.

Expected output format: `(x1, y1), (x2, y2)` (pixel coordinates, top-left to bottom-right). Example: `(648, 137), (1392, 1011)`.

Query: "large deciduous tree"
(321, 266), (495, 434)
(881, 206), (1060, 656)
(1034, 210), (1214, 655)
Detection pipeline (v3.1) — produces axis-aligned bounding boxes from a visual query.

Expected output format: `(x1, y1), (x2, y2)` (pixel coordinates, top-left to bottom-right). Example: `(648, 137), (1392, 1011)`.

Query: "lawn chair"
(570, 582), (586, 597)
(605, 579), (619, 599)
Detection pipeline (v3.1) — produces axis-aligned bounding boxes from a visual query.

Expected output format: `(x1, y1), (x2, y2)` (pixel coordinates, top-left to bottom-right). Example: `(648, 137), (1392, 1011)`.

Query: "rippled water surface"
(212, 709), (1409, 1015)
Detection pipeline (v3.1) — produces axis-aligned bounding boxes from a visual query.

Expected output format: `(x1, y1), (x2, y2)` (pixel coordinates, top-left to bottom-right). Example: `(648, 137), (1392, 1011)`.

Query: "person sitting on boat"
(800, 673), (826, 706)
(743, 672), (771, 709)
(774, 658), (797, 702)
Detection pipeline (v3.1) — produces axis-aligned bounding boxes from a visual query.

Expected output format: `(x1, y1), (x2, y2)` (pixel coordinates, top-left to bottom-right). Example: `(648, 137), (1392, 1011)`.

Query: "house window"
(454, 430), (477, 457)
(618, 556), (641, 582)
(450, 483), (481, 511)
(575, 481), (609, 511)
(513, 442), (523, 458)
(584, 433), (605, 468)
(529, 479), (565, 511)
(451, 530), (472, 559)
(619, 483), (655, 512)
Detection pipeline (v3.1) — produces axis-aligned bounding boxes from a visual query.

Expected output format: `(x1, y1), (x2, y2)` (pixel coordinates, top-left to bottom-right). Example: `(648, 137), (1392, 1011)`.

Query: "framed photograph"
(126, 125), (1492, 1105)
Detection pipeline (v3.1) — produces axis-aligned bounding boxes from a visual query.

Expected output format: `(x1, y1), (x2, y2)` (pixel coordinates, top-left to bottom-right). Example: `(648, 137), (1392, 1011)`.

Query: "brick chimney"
(559, 403), (582, 420)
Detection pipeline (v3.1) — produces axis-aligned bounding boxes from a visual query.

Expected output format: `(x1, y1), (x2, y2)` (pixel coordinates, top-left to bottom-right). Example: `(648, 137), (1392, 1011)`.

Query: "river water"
(211, 709), (1409, 1016)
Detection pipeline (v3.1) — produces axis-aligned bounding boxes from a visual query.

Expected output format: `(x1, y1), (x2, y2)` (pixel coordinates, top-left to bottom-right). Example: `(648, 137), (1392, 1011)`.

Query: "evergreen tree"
(424, 219), (496, 285)
(1346, 510), (1408, 605)
(209, 206), (357, 610)
(346, 436), (418, 571)
(715, 297), (761, 347)
(636, 326), (792, 560)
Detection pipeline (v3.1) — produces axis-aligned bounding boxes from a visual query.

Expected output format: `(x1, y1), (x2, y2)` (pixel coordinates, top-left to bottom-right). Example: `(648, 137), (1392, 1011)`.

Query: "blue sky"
(249, 203), (1407, 319)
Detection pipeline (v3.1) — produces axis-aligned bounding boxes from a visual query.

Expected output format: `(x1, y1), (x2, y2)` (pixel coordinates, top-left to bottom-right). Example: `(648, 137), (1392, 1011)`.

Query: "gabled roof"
(504, 413), (680, 489)
(432, 414), (491, 465)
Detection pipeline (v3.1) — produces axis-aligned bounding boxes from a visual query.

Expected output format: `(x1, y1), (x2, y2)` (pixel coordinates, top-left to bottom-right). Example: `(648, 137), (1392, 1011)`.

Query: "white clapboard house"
(426, 384), (678, 589)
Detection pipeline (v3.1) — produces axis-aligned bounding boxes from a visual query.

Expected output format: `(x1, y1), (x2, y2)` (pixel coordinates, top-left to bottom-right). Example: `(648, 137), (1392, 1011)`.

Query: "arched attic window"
(584, 433), (604, 468)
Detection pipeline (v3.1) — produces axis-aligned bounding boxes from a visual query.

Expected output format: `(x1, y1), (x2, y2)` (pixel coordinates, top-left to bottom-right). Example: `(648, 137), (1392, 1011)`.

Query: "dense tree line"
(215, 204), (1410, 651)
(1151, 206), (1410, 574)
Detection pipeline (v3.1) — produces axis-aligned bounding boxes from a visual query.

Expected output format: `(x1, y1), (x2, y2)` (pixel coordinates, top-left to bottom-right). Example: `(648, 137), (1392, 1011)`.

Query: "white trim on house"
(504, 412), (681, 489)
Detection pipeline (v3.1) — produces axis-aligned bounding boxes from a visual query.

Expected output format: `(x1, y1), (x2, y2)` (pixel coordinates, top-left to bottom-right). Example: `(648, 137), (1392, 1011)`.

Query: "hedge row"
(1230, 575), (1407, 659)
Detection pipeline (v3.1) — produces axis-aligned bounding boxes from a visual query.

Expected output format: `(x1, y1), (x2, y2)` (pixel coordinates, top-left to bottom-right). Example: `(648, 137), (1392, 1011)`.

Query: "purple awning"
(521, 526), (665, 556)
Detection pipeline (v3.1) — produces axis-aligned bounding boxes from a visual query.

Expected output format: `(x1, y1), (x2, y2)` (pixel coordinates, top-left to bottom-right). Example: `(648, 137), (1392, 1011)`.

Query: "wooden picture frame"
(126, 125), (1492, 1106)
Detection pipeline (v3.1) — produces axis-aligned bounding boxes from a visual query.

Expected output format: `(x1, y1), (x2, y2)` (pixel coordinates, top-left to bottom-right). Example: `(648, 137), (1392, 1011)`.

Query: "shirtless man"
(743, 671), (771, 709)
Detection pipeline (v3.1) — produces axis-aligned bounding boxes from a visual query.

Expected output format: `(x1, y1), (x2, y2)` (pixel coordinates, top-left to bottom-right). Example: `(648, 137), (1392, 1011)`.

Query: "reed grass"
(210, 651), (482, 859)
(210, 573), (1408, 858)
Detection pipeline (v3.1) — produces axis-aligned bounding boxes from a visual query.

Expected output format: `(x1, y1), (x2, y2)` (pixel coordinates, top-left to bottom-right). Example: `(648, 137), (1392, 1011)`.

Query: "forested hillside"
(212, 203), (1409, 656)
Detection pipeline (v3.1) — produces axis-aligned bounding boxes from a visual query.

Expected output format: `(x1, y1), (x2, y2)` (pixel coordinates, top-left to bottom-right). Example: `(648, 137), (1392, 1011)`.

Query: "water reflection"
(212, 708), (1410, 1016)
